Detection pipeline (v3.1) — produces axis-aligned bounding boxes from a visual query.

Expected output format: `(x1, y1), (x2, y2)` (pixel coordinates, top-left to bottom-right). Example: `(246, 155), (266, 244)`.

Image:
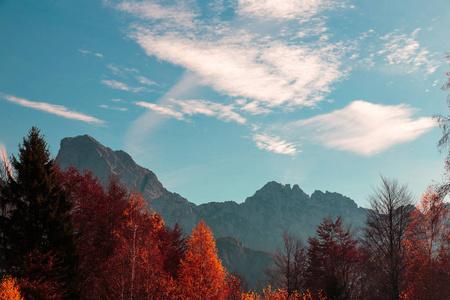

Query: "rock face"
(56, 135), (198, 230)
(56, 135), (367, 252)
(216, 236), (273, 290)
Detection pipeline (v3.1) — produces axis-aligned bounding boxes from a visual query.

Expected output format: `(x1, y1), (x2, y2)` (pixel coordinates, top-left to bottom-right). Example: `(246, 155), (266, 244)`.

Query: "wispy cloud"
(236, 99), (272, 115)
(0, 93), (105, 125)
(117, 0), (350, 111)
(78, 48), (103, 58)
(237, 0), (345, 21)
(99, 104), (128, 111)
(133, 30), (346, 108)
(292, 100), (435, 156)
(134, 98), (246, 124)
(135, 101), (185, 120)
(137, 76), (158, 86)
(116, 1), (197, 28)
(378, 28), (438, 74)
(170, 98), (246, 124)
(101, 79), (147, 93)
(252, 132), (299, 155)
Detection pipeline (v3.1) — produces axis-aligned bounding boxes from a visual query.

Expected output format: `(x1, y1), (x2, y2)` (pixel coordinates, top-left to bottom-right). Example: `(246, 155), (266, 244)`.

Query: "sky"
(1, 0), (450, 208)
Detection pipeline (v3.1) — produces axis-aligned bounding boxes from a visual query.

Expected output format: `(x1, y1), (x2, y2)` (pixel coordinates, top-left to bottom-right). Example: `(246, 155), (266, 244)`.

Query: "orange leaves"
(178, 220), (228, 300)
(403, 186), (450, 300)
(240, 287), (327, 300)
(0, 276), (23, 300)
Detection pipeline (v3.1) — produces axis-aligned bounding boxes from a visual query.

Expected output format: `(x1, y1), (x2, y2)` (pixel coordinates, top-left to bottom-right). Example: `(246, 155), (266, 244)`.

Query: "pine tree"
(0, 127), (78, 299)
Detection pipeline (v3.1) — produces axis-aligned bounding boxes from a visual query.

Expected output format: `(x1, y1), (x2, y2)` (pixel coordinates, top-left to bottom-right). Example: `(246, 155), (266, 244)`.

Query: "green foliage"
(0, 127), (78, 299)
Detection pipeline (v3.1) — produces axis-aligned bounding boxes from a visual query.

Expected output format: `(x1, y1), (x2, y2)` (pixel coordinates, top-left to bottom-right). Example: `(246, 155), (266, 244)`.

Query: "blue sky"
(1, 0), (449, 208)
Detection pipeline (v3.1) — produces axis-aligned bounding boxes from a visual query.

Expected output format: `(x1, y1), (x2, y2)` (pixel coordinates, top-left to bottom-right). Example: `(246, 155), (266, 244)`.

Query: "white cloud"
(173, 98), (247, 124)
(292, 100), (435, 156)
(378, 29), (438, 74)
(134, 101), (185, 120)
(0, 93), (105, 125)
(237, 100), (272, 114)
(137, 76), (158, 86)
(134, 98), (246, 124)
(106, 63), (122, 75)
(99, 104), (128, 111)
(101, 79), (147, 93)
(133, 29), (345, 108)
(237, 0), (344, 21)
(116, 1), (197, 28)
(252, 132), (299, 155)
(78, 48), (103, 58)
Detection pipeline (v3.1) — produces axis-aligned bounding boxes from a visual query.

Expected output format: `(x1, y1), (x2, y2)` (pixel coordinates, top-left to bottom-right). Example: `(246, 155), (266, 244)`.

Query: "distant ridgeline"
(56, 135), (367, 253)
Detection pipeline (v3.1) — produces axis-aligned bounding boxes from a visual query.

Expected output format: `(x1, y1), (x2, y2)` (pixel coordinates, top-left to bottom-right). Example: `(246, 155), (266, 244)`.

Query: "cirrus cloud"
(134, 98), (246, 124)
(0, 93), (105, 125)
(252, 132), (299, 155)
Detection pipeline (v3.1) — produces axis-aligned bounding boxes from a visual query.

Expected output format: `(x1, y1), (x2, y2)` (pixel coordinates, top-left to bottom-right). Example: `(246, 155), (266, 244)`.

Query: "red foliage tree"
(306, 216), (361, 300)
(403, 187), (450, 299)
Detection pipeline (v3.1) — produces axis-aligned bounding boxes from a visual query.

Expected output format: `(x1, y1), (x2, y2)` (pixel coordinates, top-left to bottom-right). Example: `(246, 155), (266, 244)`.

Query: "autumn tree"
(157, 222), (187, 280)
(265, 231), (307, 297)
(362, 176), (413, 300)
(111, 192), (170, 300)
(0, 127), (78, 299)
(306, 216), (360, 300)
(178, 220), (227, 300)
(402, 186), (450, 299)
(62, 169), (169, 299)
(0, 275), (23, 300)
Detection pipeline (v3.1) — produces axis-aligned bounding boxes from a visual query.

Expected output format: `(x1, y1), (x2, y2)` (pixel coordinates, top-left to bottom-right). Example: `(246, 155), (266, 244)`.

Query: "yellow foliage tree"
(178, 220), (227, 300)
(0, 276), (23, 300)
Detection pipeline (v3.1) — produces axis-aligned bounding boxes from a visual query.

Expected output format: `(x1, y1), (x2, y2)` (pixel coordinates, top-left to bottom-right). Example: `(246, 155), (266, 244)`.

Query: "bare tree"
(265, 231), (307, 297)
(362, 176), (414, 300)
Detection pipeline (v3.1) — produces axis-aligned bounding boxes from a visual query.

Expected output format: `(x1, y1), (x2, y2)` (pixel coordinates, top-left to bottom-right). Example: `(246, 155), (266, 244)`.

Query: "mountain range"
(56, 134), (369, 288)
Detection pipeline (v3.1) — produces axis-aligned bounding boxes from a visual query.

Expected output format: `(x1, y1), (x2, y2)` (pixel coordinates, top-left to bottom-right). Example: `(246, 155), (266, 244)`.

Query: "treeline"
(0, 128), (449, 300)
(0, 127), (241, 299)
(264, 178), (450, 299)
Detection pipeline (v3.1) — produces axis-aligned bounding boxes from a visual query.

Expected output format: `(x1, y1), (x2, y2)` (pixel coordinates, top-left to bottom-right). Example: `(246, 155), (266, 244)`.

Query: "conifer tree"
(0, 127), (78, 299)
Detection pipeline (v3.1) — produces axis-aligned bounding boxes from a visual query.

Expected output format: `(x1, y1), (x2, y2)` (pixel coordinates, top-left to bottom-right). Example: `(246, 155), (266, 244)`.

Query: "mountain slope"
(56, 135), (198, 230)
(56, 135), (367, 252)
(216, 236), (273, 290)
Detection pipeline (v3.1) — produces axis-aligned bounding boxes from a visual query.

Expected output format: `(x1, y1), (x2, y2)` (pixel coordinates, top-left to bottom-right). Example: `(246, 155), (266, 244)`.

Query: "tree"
(62, 169), (171, 299)
(403, 186), (450, 299)
(362, 176), (413, 300)
(265, 231), (306, 297)
(0, 127), (78, 299)
(0, 275), (23, 300)
(306, 216), (360, 300)
(178, 220), (227, 300)
(157, 222), (187, 280)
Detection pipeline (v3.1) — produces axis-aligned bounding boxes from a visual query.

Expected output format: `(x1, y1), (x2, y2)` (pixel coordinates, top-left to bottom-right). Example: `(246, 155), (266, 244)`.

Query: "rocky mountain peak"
(245, 181), (309, 205)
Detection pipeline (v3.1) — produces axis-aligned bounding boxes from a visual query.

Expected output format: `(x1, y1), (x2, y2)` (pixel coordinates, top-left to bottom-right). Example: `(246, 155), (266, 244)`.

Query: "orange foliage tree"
(177, 220), (227, 300)
(111, 192), (172, 300)
(403, 187), (450, 299)
(0, 276), (23, 300)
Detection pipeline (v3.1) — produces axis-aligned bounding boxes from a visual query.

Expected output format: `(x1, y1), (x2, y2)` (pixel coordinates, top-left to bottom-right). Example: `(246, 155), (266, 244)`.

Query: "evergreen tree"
(0, 127), (78, 299)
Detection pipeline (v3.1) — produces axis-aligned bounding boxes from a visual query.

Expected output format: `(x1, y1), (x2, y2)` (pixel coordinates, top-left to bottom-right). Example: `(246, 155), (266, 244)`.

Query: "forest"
(0, 122), (449, 300)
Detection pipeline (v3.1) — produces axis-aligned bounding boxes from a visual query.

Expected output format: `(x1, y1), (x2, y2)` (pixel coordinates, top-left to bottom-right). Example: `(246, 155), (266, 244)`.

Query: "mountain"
(56, 135), (368, 252)
(56, 135), (199, 230)
(216, 237), (273, 290)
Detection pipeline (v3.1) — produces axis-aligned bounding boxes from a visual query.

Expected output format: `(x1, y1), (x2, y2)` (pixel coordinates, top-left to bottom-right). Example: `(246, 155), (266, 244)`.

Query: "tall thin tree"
(362, 176), (413, 300)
